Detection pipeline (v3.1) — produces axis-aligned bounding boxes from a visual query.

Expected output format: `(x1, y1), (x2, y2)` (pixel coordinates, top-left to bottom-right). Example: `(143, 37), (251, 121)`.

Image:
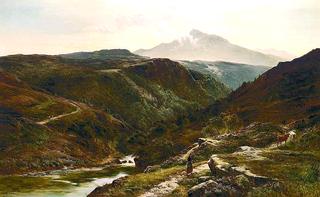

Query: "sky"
(0, 0), (319, 56)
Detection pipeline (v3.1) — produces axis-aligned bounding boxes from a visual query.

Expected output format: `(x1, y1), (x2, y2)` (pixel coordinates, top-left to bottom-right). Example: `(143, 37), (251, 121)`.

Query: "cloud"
(0, 0), (319, 56)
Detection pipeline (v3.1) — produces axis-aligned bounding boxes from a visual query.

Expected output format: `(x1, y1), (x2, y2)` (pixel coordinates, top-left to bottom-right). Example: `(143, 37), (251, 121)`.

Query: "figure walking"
(186, 155), (193, 176)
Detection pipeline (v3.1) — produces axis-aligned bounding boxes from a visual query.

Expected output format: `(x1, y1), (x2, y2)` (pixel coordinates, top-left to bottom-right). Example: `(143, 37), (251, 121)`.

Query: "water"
(0, 170), (128, 197)
(0, 156), (136, 197)
(119, 154), (135, 167)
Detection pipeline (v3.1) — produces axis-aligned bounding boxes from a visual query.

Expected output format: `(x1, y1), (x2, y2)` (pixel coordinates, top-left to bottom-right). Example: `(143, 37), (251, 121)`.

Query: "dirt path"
(140, 138), (220, 197)
(37, 101), (81, 125)
(139, 163), (209, 197)
(139, 137), (278, 197)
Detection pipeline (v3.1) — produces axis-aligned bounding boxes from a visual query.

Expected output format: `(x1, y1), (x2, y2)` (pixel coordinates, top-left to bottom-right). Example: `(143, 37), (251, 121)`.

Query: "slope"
(135, 29), (284, 66)
(220, 49), (320, 127)
(180, 60), (269, 90)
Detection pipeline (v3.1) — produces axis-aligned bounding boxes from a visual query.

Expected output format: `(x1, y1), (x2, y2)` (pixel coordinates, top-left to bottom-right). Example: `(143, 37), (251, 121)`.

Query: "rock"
(251, 176), (273, 186)
(112, 177), (125, 186)
(208, 155), (232, 176)
(188, 180), (217, 197)
(198, 176), (212, 183)
(234, 175), (250, 190)
(134, 157), (146, 170)
(198, 138), (207, 145)
(208, 157), (218, 175)
(188, 179), (238, 197)
(144, 165), (161, 173)
(111, 159), (121, 164)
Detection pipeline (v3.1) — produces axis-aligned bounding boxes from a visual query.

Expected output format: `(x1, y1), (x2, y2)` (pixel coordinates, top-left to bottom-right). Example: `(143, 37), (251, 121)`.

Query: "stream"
(0, 156), (136, 197)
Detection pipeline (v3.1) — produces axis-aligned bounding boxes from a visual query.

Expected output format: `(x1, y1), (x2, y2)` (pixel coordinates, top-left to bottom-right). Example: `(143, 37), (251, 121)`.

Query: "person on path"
(186, 155), (193, 176)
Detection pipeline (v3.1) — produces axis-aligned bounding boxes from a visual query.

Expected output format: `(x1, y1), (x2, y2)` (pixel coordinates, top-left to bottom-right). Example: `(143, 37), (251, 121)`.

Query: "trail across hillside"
(37, 101), (81, 125)
(139, 137), (276, 197)
(139, 163), (209, 197)
(140, 138), (219, 197)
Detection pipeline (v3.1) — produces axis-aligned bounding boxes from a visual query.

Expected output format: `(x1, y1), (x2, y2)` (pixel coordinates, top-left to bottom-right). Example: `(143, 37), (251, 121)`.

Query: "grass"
(221, 149), (320, 196)
(93, 165), (185, 196)
(168, 168), (211, 197)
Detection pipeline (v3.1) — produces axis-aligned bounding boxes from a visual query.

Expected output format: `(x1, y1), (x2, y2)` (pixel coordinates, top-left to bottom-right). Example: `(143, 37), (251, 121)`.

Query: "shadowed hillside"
(219, 49), (320, 127)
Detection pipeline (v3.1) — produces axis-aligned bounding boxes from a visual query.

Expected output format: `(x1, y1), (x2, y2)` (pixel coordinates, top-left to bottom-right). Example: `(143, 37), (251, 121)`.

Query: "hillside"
(61, 49), (144, 61)
(88, 50), (320, 197)
(0, 71), (132, 174)
(0, 50), (230, 173)
(219, 49), (320, 127)
(180, 60), (269, 90)
(135, 29), (284, 66)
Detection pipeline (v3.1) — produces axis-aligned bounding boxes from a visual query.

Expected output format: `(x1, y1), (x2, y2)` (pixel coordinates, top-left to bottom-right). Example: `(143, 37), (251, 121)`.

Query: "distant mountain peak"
(135, 30), (283, 66)
(190, 29), (206, 37)
(189, 29), (228, 43)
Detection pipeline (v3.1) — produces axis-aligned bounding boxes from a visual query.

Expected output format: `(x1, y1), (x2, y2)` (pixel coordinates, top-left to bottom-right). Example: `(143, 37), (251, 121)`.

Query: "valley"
(0, 48), (319, 196)
(1, 1), (319, 196)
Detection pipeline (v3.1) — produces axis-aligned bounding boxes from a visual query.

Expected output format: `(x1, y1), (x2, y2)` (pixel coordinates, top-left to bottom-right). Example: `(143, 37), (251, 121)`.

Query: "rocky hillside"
(219, 49), (320, 127)
(88, 50), (320, 197)
(135, 29), (283, 66)
(0, 71), (131, 174)
(0, 50), (230, 173)
(180, 60), (269, 90)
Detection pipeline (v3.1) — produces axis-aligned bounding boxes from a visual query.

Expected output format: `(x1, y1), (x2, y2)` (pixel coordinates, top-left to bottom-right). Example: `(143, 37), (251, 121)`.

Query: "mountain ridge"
(219, 48), (320, 126)
(135, 30), (284, 66)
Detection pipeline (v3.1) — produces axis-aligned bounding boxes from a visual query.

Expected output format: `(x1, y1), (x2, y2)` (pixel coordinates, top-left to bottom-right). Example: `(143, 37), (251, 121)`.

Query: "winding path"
(140, 138), (219, 197)
(139, 163), (209, 197)
(139, 137), (274, 197)
(37, 101), (81, 125)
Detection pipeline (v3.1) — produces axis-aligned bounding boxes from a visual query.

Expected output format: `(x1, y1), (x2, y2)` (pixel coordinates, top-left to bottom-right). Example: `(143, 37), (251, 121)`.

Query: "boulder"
(198, 176), (212, 183)
(234, 175), (250, 190)
(208, 155), (232, 176)
(188, 179), (238, 197)
(188, 180), (217, 197)
(144, 165), (161, 173)
(134, 157), (147, 170)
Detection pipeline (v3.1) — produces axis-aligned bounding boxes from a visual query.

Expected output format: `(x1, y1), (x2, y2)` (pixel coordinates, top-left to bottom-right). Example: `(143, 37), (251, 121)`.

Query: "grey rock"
(234, 175), (250, 190)
(188, 180), (217, 197)
(198, 176), (212, 183)
(144, 165), (161, 173)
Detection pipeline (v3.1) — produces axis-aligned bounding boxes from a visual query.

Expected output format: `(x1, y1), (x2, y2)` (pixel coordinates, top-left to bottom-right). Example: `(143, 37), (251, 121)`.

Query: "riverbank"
(0, 155), (138, 197)
(0, 165), (138, 197)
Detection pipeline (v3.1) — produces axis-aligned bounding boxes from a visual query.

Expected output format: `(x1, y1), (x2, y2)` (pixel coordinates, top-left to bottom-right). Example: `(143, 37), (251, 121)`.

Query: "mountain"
(219, 49), (320, 127)
(61, 49), (144, 61)
(88, 49), (320, 197)
(180, 60), (269, 90)
(0, 50), (230, 173)
(135, 29), (284, 66)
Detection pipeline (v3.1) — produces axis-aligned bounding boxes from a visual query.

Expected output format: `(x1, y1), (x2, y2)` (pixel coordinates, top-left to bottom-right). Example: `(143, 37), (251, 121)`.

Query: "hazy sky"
(1, 0), (319, 56)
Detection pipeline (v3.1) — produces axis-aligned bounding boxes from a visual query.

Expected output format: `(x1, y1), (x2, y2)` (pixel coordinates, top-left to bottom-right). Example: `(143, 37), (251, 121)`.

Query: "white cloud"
(0, 0), (319, 56)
